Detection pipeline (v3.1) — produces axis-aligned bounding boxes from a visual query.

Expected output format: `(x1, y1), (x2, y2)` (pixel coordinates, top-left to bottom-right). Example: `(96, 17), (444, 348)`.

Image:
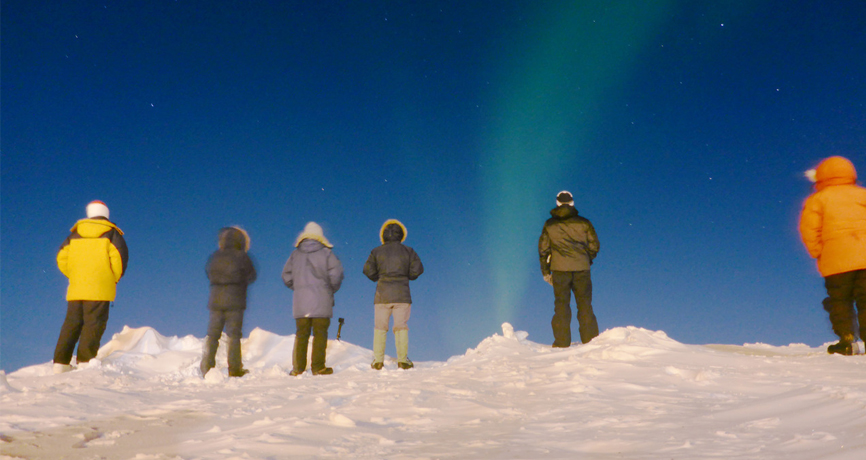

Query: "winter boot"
(53, 363), (75, 374)
(828, 334), (855, 355)
(312, 367), (334, 375)
(395, 329), (414, 369)
(200, 335), (218, 376)
(229, 368), (250, 377)
(371, 329), (387, 370)
(227, 336), (248, 377)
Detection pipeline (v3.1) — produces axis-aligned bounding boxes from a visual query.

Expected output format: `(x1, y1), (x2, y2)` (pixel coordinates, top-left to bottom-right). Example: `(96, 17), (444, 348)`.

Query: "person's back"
(58, 216), (127, 303)
(799, 156), (866, 355)
(284, 237), (344, 319)
(538, 191), (600, 347)
(364, 222), (423, 305)
(207, 227), (256, 310)
(800, 157), (866, 278)
(363, 219), (423, 370)
(542, 205), (599, 273)
(200, 227), (256, 377)
(282, 222), (343, 375)
(53, 200), (128, 373)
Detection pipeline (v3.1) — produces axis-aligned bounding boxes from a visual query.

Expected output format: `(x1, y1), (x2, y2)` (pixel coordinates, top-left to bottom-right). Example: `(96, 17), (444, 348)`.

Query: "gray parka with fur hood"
(282, 223), (344, 319)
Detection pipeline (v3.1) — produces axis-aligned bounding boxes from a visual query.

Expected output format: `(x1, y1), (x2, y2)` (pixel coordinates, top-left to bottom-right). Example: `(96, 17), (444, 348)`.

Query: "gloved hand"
(543, 274), (553, 285)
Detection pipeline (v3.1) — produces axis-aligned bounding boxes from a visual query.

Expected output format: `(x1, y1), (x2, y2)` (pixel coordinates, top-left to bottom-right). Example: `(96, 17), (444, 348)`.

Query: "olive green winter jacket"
(538, 205), (599, 275)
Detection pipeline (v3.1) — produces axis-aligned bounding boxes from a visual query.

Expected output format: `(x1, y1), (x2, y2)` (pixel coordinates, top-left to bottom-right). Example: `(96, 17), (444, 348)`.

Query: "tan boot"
(395, 329), (413, 369)
(371, 329), (387, 370)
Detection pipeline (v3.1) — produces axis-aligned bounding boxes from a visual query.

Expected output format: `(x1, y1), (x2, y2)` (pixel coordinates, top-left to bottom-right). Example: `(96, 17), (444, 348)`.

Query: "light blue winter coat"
(282, 239), (344, 319)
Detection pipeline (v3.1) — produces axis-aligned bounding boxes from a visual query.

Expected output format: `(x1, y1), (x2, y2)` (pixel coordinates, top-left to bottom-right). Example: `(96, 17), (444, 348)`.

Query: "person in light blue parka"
(282, 222), (344, 375)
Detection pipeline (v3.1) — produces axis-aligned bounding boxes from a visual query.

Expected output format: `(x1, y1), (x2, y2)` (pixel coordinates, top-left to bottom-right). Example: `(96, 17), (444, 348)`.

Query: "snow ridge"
(2, 323), (865, 459)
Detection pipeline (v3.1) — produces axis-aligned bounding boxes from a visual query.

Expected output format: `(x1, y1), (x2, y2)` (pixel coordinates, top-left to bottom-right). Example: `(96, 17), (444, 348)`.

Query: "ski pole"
(337, 317), (344, 340)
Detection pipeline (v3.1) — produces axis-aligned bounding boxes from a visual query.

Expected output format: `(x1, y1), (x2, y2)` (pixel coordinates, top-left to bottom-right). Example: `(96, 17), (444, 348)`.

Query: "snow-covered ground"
(1, 323), (864, 460)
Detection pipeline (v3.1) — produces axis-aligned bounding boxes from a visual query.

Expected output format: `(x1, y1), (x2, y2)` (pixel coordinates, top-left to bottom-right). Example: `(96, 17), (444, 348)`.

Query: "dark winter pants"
(551, 270), (599, 347)
(823, 269), (866, 341)
(53, 300), (110, 365)
(293, 318), (330, 373)
(201, 309), (245, 373)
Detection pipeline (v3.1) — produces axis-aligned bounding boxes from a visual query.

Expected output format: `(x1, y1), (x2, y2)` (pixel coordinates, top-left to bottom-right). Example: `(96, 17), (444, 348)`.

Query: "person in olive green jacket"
(53, 200), (128, 373)
(538, 191), (600, 348)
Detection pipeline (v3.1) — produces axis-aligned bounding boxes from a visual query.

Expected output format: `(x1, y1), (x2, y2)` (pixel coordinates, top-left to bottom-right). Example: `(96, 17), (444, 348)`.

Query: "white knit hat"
(86, 200), (110, 219)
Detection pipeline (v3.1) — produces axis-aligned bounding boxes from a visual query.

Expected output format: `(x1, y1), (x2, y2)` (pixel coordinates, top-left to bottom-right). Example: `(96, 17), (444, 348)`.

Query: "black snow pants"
(201, 309), (245, 374)
(293, 317), (330, 373)
(551, 270), (599, 347)
(53, 300), (110, 365)
(823, 269), (866, 341)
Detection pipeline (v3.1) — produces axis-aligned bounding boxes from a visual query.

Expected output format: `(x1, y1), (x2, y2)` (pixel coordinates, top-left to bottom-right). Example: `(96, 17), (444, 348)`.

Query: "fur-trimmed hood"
(295, 222), (333, 248)
(218, 226), (250, 252)
(379, 219), (407, 244)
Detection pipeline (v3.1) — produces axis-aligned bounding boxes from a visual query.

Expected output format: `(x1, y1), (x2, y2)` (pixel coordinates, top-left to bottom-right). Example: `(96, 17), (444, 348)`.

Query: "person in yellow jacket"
(53, 200), (129, 373)
(799, 156), (866, 355)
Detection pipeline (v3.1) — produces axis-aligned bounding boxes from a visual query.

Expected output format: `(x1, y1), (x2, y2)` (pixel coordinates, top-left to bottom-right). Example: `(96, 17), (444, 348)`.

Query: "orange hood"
(813, 156), (857, 191)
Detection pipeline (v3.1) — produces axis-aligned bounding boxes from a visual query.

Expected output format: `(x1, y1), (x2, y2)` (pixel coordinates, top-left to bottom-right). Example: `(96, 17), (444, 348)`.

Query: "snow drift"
(2, 324), (865, 459)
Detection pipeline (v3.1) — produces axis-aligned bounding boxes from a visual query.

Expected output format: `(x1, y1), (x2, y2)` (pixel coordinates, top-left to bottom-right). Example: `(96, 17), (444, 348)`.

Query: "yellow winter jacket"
(799, 156), (866, 277)
(57, 218), (128, 301)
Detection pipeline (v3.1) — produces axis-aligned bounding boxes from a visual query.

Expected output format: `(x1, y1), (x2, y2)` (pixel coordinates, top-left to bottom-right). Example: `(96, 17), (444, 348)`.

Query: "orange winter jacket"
(57, 218), (128, 301)
(799, 156), (866, 277)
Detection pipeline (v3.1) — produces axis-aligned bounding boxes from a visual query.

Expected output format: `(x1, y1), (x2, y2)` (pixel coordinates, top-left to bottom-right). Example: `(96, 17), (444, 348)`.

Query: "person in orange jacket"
(53, 200), (129, 372)
(799, 156), (866, 355)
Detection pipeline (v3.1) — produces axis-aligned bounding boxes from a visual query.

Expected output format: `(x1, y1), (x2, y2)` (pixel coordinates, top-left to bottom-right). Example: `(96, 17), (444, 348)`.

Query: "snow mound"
(0, 371), (19, 394)
(88, 325), (375, 378)
(3, 323), (865, 460)
(8, 323), (835, 381)
(458, 324), (689, 364)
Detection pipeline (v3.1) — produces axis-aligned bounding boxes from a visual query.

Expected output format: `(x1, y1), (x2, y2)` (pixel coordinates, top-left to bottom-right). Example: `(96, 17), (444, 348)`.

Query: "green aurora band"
(481, 2), (678, 324)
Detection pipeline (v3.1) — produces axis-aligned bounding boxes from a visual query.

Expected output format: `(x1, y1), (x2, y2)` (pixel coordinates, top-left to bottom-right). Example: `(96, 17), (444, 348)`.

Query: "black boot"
(828, 334), (855, 356)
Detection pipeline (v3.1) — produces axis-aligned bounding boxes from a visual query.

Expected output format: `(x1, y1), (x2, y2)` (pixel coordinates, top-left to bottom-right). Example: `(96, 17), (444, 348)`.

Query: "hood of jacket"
(814, 156), (857, 191)
(70, 218), (123, 238)
(294, 222), (332, 248)
(297, 238), (327, 253)
(218, 227), (250, 252)
(549, 205), (579, 220)
(380, 219), (407, 244)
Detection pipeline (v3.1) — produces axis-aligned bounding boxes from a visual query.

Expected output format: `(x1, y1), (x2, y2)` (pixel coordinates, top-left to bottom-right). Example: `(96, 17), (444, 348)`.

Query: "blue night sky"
(2, 1), (865, 372)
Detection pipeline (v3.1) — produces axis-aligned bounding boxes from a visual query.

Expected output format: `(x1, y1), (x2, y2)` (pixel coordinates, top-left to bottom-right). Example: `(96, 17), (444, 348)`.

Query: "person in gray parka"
(363, 219), (424, 369)
(282, 222), (344, 376)
(201, 227), (256, 377)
